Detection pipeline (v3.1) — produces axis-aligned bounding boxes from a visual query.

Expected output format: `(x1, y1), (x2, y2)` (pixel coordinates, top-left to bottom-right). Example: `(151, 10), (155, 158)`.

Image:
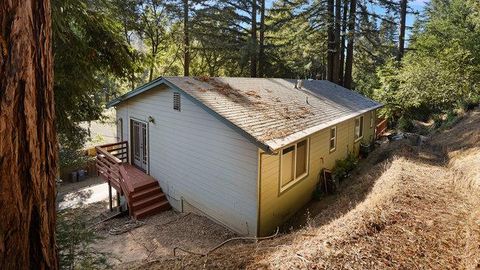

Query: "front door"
(131, 119), (148, 172)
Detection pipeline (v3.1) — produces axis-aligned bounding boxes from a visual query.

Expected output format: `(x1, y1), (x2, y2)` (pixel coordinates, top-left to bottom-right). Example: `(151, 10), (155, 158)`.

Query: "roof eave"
(265, 103), (384, 152)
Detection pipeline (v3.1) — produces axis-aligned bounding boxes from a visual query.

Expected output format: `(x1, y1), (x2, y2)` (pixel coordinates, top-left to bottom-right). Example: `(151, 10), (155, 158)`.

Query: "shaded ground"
(130, 110), (480, 269)
(57, 178), (237, 267)
(91, 211), (237, 266)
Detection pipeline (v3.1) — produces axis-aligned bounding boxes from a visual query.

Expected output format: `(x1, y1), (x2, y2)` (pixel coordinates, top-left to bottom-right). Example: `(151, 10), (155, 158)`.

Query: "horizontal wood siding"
(259, 111), (376, 236)
(116, 85), (258, 235)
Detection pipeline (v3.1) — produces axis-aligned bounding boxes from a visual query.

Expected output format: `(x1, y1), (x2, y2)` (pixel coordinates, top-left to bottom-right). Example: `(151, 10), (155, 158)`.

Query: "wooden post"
(116, 191), (121, 211)
(108, 181), (113, 211)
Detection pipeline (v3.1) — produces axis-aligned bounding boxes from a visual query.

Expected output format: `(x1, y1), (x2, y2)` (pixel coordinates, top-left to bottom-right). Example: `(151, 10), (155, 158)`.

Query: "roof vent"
(295, 79), (303, 89)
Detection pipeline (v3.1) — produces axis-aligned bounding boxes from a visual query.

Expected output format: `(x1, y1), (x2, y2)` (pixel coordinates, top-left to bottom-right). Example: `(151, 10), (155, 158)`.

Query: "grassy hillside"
(132, 110), (480, 270)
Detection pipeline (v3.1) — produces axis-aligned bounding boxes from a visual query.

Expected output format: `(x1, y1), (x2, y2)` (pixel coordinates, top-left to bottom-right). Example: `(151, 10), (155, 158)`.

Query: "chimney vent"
(295, 79), (303, 89)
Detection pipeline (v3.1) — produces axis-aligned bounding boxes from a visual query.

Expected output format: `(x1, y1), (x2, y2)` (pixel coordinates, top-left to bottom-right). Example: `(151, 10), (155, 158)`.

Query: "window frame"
(116, 118), (123, 141)
(279, 138), (310, 193)
(329, 126), (337, 152)
(354, 115), (364, 142)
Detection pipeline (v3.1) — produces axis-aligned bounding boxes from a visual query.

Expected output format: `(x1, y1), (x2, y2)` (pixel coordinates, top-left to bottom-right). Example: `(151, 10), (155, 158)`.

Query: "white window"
(329, 126), (336, 152)
(116, 118), (123, 141)
(280, 138), (309, 191)
(173, 92), (181, 111)
(355, 116), (364, 141)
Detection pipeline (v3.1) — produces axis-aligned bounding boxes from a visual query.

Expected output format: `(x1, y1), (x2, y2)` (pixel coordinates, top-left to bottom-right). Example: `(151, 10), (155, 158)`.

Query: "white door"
(131, 119), (148, 172)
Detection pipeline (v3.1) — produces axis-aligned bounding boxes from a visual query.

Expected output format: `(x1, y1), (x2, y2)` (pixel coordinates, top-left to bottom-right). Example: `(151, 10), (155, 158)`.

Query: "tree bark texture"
(326, 0), (335, 82)
(339, 0), (348, 86)
(344, 0), (357, 89)
(0, 0), (58, 269)
(250, 0), (257, 77)
(258, 0), (265, 77)
(332, 0), (342, 84)
(397, 0), (407, 61)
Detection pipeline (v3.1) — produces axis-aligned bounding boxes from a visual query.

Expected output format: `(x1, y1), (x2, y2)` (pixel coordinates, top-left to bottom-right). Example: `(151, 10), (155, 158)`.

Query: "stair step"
(131, 193), (166, 211)
(131, 181), (159, 193)
(133, 201), (171, 219)
(131, 186), (162, 201)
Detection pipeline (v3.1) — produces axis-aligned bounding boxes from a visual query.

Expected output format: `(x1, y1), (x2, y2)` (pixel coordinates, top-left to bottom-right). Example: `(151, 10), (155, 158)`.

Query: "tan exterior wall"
(258, 110), (376, 236)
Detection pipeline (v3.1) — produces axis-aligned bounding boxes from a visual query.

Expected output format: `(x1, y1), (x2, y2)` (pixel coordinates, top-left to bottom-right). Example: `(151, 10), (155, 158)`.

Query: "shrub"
(397, 116), (414, 132)
(332, 153), (358, 182)
(57, 209), (110, 269)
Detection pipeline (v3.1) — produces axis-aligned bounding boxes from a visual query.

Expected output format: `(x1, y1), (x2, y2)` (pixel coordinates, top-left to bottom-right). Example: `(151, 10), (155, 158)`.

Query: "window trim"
(329, 126), (337, 152)
(117, 118), (123, 141)
(354, 115), (364, 142)
(279, 138), (310, 193)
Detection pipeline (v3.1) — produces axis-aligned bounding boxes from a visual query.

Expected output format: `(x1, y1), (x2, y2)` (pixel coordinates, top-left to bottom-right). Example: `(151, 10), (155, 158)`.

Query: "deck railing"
(375, 118), (388, 139)
(95, 141), (132, 213)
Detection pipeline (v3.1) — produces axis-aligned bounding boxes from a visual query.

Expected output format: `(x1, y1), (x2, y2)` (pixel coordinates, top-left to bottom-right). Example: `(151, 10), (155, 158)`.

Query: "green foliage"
(57, 209), (110, 269)
(332, 153), (358, 182)
(397, 116), (414, 132)
(373, 0), (480, 122)
(52, 0), (134, 151)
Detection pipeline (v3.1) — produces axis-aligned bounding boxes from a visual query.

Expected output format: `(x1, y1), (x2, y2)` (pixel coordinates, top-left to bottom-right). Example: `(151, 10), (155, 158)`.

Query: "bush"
(332, 153), (358, 182)
(57, 209), (110, 269)
(397, 116), (414, 132)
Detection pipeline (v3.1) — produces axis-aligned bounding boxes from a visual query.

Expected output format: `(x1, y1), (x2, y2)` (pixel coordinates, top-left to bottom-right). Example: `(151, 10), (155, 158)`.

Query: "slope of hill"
(131, 110), (480, 270)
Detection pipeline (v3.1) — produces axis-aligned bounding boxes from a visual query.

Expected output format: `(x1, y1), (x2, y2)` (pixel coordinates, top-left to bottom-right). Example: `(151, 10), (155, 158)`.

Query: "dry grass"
(131, 110), (480, 270)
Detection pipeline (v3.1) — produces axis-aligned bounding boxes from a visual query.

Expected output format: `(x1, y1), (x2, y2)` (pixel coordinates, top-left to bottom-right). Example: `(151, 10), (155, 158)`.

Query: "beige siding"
(258, 111), (376, 236)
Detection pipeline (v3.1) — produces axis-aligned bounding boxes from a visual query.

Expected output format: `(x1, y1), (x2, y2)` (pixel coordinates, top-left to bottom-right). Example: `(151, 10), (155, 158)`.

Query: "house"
(106, 76), (382, 236)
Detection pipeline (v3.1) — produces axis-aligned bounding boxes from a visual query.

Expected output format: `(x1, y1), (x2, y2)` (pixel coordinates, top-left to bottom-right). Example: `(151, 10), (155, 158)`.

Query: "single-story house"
(107, 76), (382, 236)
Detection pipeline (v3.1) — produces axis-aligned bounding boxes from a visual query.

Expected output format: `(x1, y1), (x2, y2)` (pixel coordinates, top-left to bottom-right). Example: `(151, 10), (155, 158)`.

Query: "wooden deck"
(96, 141), (170, 219)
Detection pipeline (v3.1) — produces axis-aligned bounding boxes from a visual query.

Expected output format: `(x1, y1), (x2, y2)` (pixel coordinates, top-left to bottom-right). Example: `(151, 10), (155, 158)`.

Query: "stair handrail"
(95, 143), (133, 216)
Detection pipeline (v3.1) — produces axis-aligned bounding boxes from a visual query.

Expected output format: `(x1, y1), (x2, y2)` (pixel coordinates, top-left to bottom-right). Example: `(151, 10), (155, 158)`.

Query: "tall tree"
(258, 0), (266, 77)
(53, 0), (133, 151)
(344, 0), (357, 89)
(183, 0), (191, 76)
(397, 0), (408, 60)
(339, 0), (349, 85)
(250, 0), (258, 77)
(326, 0), (335, 82)
(0, 0), (58, 268)
(332, 0), (342, 83)
(139, 0), (169, 81)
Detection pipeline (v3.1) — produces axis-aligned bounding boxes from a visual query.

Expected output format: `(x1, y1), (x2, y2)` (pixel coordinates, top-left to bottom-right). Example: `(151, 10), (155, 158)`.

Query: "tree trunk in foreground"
(0, 0), (58, 269)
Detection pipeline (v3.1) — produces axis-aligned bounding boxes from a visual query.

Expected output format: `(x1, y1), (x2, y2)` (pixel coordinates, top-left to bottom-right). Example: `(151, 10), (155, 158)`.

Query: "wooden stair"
(129, 182), (171, 219)
(96, 141), (171, 220)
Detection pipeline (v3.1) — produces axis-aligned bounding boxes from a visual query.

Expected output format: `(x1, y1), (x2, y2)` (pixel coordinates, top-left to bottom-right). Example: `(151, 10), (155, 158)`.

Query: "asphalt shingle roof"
(109, 76), (382, 152)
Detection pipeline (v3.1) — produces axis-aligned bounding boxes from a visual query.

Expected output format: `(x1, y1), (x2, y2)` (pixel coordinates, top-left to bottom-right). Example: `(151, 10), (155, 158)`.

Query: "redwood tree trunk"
(0, 0), (58, 269)
(344, 0), (357, 89)
(250, 0), (257, 77)
(332, 0), (342, 84)
(339, 0), (348, 86)
(258, 0), (266, 77)
(326, 0), (335, 82)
